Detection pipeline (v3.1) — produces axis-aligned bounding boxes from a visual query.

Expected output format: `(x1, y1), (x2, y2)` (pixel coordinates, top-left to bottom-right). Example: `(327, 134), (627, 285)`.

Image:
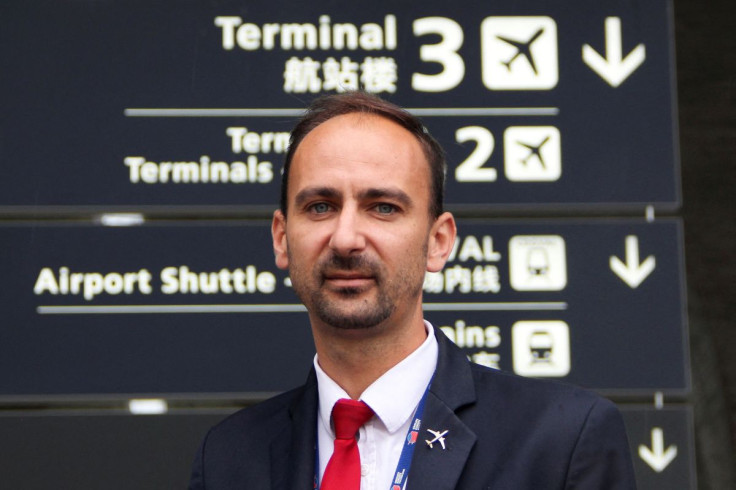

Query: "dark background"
(676, 0), (736, 486)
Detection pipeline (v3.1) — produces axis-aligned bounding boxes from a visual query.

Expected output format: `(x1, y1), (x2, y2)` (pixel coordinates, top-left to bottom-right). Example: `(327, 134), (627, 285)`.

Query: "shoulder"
(461, 365), (634, 487)
(435, 325), (611, 421)
(203, 385), (306, 449)
(189, 385), (312, 488)
(426, 328), (635, 488)
(435, 326), (610, 421)
(470, 361), (606, 412)
(465, 363), (630, 464)
(464, 361), (626, 443)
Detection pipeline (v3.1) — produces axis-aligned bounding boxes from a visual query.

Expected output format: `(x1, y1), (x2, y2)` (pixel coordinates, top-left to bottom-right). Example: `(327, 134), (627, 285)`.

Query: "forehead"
(289, 113), (430, 199)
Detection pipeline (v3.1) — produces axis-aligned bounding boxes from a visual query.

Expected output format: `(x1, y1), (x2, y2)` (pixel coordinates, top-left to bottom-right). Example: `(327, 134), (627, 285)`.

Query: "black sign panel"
(423, 219), (689, 395)
(1, 223), (314, 397)
(0, 405), (696, 489)
(0, 218), (687, 398)
(0, 410), (228, 489)
(620, 405), (696, 489)
(1, 0), (678, 212)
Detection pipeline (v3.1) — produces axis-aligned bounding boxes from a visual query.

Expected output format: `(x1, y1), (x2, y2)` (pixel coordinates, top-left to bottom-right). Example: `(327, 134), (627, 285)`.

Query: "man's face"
(272, 113), (452, 333)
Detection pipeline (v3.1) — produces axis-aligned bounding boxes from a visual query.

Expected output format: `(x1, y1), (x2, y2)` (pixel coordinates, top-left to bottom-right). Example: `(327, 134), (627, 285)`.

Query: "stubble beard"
(289, 252), (424, 330)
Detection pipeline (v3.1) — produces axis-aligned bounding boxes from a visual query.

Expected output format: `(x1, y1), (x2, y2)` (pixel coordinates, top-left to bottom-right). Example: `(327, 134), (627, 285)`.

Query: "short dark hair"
(280, 92), (446, 218)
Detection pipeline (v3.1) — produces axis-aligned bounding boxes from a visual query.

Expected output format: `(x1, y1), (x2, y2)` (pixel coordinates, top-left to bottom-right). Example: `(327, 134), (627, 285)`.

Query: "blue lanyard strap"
(314, 381), (432, 490)
(389, 382), (430, 489)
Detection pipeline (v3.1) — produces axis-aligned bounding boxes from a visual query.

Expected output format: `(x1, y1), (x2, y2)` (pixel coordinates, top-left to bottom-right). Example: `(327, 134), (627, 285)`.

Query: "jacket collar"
(270, 370), (318, 490)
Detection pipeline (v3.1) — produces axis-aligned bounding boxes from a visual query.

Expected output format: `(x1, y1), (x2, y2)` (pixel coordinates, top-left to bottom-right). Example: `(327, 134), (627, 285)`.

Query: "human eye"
(308, 202), (332, 214)
(374, 202), (398, 215)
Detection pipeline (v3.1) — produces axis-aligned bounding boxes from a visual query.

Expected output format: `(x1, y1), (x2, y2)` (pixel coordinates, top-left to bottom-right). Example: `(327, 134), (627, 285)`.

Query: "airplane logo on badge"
(425, 429), (448, 449)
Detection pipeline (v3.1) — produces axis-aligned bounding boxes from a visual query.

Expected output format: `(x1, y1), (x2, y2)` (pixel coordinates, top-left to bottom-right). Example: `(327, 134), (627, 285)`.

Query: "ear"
(272, 210), (289, 270)
(426, 212), (457, 273)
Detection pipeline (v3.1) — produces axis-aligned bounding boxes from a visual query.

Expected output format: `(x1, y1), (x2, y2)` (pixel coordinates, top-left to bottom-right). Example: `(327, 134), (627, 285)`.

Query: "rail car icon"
(512, 321), (571, 377)
(529, 331), (554, 364)
(527, 247), (550, 277)
(509, 235), (567, 291)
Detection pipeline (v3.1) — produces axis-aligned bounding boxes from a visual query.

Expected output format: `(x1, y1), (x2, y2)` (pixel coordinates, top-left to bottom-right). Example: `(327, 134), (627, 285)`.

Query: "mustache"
(319, 253), (380, 276)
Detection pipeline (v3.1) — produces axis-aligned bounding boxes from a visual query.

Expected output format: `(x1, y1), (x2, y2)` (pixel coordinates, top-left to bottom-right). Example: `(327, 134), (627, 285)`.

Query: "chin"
(316, 305), (393, 331)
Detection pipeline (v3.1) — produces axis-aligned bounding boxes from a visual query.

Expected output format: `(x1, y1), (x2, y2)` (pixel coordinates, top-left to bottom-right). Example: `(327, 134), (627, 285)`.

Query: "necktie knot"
(320, 399), (373, 490)
(332, 398), (374, 440)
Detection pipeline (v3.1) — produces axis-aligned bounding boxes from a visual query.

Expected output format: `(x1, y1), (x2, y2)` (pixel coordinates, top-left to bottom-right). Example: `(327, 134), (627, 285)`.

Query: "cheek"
(384, 232), (428, 263)
(285, 231), (324, 265)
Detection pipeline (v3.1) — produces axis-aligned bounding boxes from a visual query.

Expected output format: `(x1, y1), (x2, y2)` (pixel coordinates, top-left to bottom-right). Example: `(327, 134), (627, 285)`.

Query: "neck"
(313, 316), (428, 399)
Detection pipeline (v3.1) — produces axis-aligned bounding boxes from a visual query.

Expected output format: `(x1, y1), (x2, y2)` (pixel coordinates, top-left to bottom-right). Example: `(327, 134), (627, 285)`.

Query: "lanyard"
(314, 382), (431, 490)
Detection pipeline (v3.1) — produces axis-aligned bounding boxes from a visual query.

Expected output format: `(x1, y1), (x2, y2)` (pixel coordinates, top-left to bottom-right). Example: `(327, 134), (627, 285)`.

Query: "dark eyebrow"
(358, 188), (413, 209)
(293, 187), (342, 209)
(293, 186), (414, 210)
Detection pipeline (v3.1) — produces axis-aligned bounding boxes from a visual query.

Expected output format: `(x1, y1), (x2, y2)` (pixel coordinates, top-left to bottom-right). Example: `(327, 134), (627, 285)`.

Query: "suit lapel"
(407, 392), (477, 489)
(270, 370), (319, 490)
(407, 327), (478, 489)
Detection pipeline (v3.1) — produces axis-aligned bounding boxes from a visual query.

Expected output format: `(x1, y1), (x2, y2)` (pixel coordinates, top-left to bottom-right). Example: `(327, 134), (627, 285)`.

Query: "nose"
(328, 206), (366, 256)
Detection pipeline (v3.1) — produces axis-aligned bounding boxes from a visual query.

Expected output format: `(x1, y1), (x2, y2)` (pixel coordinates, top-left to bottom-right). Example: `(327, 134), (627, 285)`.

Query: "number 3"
(412, 17), (465, 92)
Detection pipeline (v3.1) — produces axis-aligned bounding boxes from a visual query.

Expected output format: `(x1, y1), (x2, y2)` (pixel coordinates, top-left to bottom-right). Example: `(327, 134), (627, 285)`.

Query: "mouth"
(322, 271), (375, 289)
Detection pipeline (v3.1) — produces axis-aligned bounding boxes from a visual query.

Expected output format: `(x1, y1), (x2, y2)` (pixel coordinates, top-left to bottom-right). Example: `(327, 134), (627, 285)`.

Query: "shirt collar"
(314, 321), (438, 435)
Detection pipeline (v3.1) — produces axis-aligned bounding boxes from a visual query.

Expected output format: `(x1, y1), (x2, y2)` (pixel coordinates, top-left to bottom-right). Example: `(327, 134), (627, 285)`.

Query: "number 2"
(455, 126), (497, 182)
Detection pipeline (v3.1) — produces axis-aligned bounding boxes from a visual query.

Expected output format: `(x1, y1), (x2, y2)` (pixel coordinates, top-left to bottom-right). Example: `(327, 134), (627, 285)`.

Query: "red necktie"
(320, 399), (374, 490)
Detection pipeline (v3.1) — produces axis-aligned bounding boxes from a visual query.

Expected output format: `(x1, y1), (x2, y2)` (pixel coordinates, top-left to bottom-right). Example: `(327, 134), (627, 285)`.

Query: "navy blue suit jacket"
(189, 328), (636, 489)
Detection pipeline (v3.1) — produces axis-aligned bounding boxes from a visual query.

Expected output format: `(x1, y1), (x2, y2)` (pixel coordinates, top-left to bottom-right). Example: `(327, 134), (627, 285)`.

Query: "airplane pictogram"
(504, 126), (561, 182)
(518, 136), (551, 167)
(497, 28), (545, 74)
(481, 17), (558, 90)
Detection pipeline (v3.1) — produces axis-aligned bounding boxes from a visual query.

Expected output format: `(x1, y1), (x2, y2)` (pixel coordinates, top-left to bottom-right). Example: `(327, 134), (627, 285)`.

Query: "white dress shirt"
(314, 322), (438, 490)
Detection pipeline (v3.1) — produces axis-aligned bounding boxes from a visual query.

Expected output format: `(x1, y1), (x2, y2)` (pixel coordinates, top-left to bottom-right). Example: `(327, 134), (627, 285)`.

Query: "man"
(189, 92), (636, 489)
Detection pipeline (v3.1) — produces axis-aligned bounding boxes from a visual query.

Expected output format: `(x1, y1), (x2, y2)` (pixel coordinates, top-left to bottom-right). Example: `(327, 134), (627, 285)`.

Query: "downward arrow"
(582, 17), (646, 87)
(638, 427), (678, 473)
(609, 235), (655, 288)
